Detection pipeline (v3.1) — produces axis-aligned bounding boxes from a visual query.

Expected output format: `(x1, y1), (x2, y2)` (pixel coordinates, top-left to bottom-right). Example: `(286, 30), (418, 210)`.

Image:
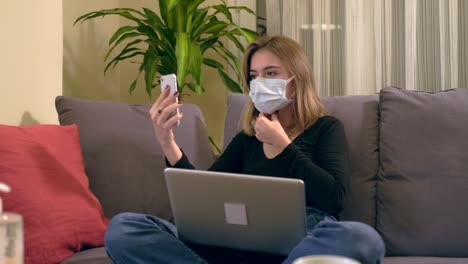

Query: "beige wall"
(63, 0), (122, 101)
(0, 1), (254, 147)
(0, 0), (63, 125)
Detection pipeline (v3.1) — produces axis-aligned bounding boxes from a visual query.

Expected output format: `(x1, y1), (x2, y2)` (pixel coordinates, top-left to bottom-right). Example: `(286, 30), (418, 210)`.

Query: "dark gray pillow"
(377, 87), (468, 256)
(55, 96), (215, 220)
(322, 95), (380, 226)
(223, 94), (248, 151)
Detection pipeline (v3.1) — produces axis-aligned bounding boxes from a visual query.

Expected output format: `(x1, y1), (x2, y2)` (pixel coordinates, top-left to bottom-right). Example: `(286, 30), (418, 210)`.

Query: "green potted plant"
(74, 0), (258, 97)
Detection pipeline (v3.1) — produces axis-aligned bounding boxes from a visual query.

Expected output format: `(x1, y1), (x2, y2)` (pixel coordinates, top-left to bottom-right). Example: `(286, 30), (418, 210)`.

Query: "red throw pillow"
(0, 124), (109, 264)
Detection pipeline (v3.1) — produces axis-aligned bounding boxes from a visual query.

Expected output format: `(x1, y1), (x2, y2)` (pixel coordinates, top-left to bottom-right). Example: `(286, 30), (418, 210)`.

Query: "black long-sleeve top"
(171, 115), (350, 218)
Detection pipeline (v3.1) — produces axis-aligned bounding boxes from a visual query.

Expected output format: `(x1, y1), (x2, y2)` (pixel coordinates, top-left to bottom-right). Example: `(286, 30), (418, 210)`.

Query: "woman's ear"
(287, 79), (297, 99)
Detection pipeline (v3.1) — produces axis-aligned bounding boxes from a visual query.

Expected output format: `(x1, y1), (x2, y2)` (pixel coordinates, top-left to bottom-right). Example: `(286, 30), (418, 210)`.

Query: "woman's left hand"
(254, 113), (291, 151)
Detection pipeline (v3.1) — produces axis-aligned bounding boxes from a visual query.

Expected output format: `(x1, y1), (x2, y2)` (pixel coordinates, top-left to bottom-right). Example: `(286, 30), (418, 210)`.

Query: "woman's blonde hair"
(241, 35), (325, 136)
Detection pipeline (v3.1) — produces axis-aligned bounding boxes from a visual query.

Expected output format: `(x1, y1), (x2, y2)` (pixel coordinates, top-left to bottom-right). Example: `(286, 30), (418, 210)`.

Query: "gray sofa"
(56, 87), (468, 264)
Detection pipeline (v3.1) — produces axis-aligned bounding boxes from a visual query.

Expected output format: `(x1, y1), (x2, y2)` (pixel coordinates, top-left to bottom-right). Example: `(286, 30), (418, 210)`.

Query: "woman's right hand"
(149, 85), (183, 165)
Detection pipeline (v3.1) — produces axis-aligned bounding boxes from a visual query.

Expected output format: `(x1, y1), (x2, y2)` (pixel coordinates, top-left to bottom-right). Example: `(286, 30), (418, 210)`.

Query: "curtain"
(266, 0), (468, 96)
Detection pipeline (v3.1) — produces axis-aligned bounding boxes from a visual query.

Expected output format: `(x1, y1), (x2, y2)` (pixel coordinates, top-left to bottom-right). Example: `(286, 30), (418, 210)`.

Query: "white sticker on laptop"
(224, 202), (248, 225)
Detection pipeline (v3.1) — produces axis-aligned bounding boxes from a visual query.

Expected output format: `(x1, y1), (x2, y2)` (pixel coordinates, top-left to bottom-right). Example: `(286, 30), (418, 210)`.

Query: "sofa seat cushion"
(384, 257), (468, 264)
(61, 247), (111, 264)
(377, 87), (468, 256)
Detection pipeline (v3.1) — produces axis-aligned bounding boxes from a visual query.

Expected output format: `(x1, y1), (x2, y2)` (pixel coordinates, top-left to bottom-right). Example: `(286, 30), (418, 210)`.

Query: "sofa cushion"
(223, 94), (380, 226)
(0, 124), (108, 264)
(55, 96), (215, 220)
(384, 257), (468, 264)
(61, 247), (111, 264)
(321, 95), (380, 226)
(223, 93), (248, 150)
(377, 87), (468, 256)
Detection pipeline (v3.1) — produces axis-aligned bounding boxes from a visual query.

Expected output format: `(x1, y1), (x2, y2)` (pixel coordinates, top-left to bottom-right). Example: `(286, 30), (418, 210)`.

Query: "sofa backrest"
(376, 87), (468, 256)
(223, 93), (380, 227)
(56, 96), (215, 220)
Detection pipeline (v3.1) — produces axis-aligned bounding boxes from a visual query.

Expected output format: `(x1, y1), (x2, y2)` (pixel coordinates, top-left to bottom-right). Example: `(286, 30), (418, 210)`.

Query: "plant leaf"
(212, 4), (232, 23)
(188, 8), (208, 35)
(217, 68), (243, 93)
(137, 25), (159, 42)
(75, 9), (145, 26)
(187, 0), (205, 14)
(144, 27), (176, 58)
(186, 82), (204, 95)
(144, 55), (160, 95)
(109, 25), (138, 45)
(193, 20), (227, 40)
(227, 6), (256, 16)
(213, 45), (242, 82)
(106, 34), (144, 61)
(76, 2), (258, 97)
(190, 43), (202, 85)
(208, 135), (221, 155)
(129, 70), (143, 94)
(224, 33), (244, 52)
(142, 8), (165, 27)
(205, 21), (228, 34)
(229, 27), (258, 44)
(199, 37), (218, 53)
(175, 33), (190, 92)
(174, 1), (188, 33)
(202, 58), (224, 69)
(158, 0), (172, 28)
(166, 0), (180, 12)
(104, 48), (143, 74)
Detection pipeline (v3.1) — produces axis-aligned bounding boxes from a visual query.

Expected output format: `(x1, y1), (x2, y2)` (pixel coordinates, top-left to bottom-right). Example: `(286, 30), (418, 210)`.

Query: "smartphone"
(160, 74), (180, 126)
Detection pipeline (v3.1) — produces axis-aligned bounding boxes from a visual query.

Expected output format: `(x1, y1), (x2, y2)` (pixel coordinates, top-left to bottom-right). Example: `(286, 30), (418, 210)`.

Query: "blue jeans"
(105, 208), (385, 264)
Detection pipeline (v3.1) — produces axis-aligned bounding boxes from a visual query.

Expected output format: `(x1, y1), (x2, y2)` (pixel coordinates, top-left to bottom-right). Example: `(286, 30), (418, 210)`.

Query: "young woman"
(104, 35), (385, 264)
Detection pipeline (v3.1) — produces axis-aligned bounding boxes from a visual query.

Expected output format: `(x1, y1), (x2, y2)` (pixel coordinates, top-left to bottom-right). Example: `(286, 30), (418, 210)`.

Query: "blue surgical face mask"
(249, 77), (294, 114)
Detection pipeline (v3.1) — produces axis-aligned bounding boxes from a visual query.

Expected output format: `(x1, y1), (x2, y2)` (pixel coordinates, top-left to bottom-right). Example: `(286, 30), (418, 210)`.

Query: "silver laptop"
(164, 168), (307, 255)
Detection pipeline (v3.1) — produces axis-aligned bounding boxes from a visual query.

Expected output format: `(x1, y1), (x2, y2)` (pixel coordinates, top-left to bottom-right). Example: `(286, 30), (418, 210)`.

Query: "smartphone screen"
(160, 74), (180, 126)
